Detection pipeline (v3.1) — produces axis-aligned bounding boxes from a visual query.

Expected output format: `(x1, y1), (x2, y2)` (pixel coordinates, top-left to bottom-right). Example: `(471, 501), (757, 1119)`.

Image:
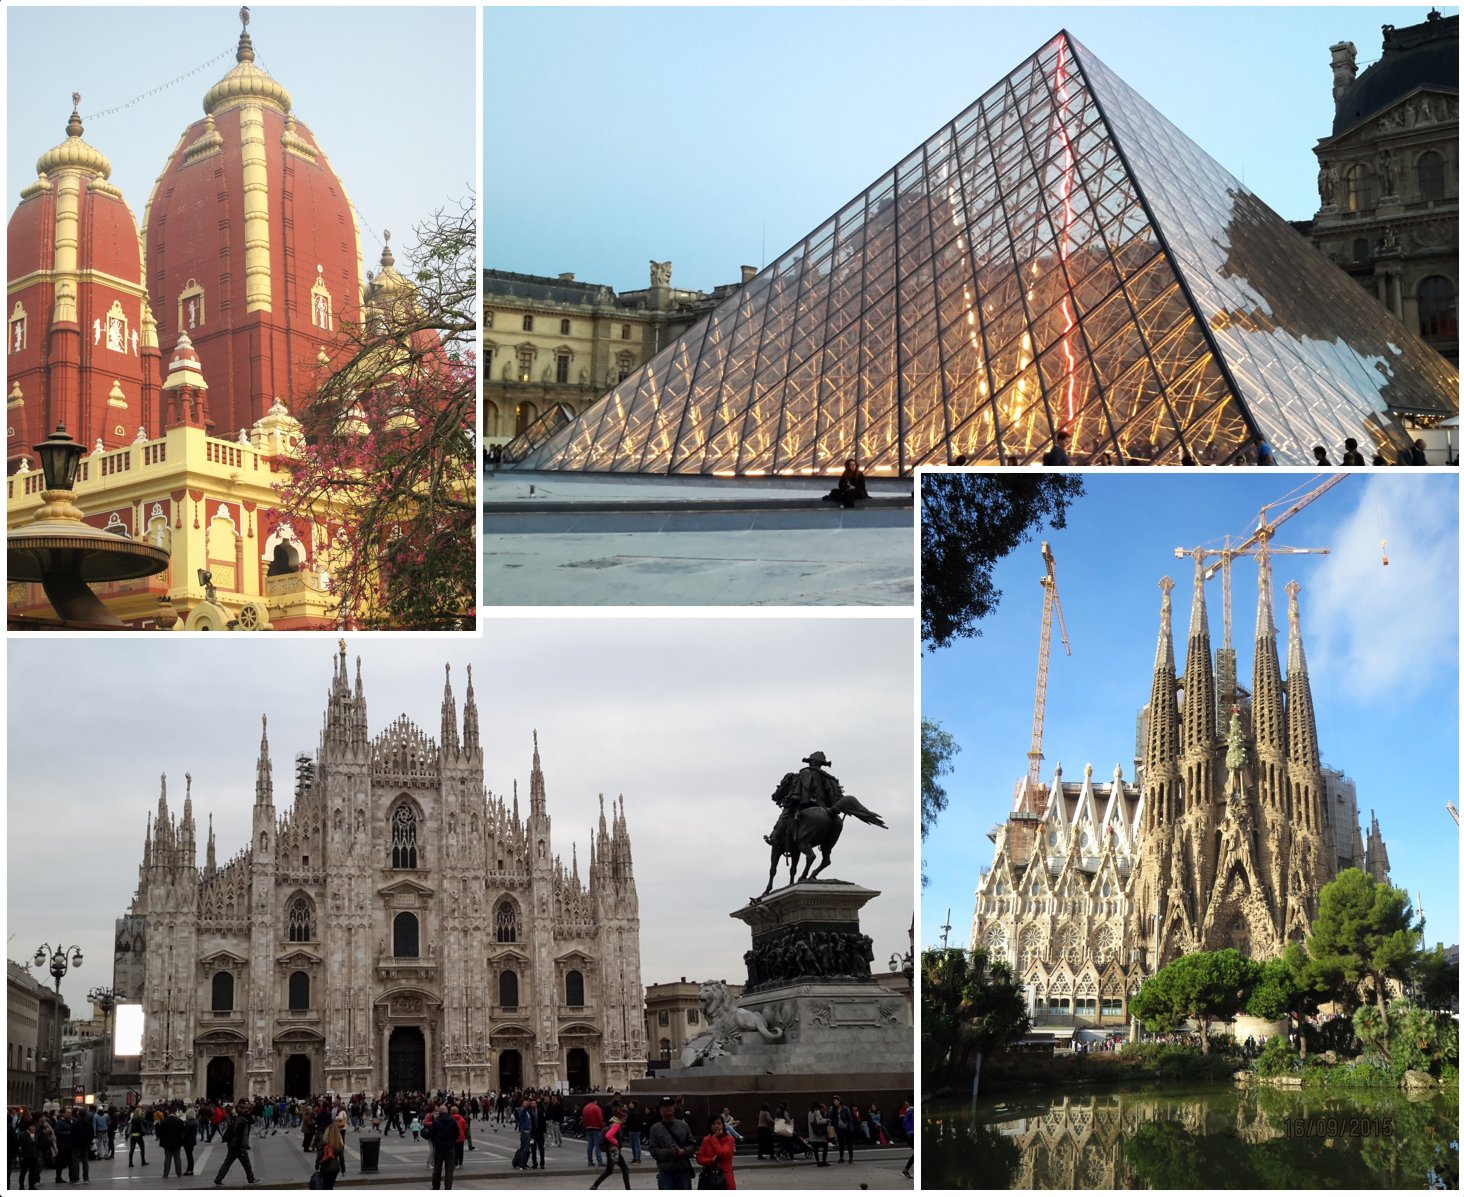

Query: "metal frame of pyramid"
(514, 31), (1458, 475)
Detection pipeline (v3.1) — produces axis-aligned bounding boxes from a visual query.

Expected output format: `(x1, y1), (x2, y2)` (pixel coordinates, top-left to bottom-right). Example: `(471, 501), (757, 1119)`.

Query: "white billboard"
(113, 1004), (144, 1057)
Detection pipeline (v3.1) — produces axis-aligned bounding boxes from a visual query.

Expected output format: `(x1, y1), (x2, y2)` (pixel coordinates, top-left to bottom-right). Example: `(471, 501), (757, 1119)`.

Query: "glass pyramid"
(516, 32), (1458, 474)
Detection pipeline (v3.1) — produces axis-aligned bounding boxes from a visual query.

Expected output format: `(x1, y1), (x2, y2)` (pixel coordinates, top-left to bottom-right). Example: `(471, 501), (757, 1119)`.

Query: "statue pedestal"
(655, 880), (911, 1081)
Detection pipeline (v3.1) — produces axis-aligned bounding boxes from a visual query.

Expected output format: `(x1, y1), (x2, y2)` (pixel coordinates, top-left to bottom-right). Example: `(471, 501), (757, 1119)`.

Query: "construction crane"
(1175, 476), (1344, 721)
(1448, 802), (1459, 826)
(1026, 541), (1071, 791)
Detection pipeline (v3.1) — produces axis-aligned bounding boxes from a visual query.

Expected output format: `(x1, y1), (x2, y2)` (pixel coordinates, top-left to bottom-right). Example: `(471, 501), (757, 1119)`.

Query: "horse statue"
(761, 766), (887, 896)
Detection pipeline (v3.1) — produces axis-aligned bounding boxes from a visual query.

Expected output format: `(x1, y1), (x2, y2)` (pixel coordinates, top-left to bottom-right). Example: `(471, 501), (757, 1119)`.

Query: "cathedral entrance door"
(566, 1047), (590, 1091)
(284, 1054), (311, 1098)
(206, 1056), (235, 1103)
(388, 1026), (426, 1094)
(498, 1049), (522, 1091)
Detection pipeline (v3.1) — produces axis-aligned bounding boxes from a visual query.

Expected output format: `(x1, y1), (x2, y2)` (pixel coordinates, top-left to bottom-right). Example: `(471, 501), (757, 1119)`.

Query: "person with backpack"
(212, 1100), (259, 1185)
(315, 1113), (347, 1190)
(589, 1106), (630, 1190)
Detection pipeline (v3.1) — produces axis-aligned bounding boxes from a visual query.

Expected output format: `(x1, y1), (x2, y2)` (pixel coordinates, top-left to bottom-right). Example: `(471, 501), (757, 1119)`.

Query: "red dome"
(143, 59), (363, 436)
(7, 110), (156, 468)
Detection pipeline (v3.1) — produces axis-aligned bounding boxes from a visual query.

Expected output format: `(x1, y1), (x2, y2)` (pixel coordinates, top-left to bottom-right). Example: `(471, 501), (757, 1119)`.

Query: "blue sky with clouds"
(485, 5), (1454, 293)
(921, 469), (1460, 954)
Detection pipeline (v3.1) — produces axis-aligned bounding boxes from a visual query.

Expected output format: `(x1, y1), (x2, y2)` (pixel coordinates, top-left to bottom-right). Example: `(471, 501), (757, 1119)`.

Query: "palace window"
(522, 314), (534, 333)
(288, 971), (310, 1011)
(1417, 151), (1446, 202)
(211, 971), (235, 1013)
(499, 970), (519, 1009)
(555, 353), (571, 384)
(287, 896), (313, 942)
(494, 899), (519, 943)
(616, 352), (634, 382)
(620, 324), (630, 340)
(560, 318), (571, 335)
(658, 1011), (669, 1026)
(392, 911), (420, 959)
(1341, 163), (1372, 212)
(517, 349), (534, 382)
(1418, 275), (1457, 339)
(390, 803), (419, 869)
(565, 969), (585, 1008)
(686, 1008), (698, 1025)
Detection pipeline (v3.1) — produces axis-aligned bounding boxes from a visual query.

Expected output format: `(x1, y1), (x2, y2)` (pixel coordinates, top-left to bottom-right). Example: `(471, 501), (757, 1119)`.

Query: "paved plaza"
(483, 470), (914, 607)
(56, 1124), (912, 1189)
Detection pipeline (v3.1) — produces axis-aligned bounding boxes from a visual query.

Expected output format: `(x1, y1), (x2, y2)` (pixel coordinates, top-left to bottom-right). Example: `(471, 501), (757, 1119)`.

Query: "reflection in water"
(925, 1084), (1459, 1189)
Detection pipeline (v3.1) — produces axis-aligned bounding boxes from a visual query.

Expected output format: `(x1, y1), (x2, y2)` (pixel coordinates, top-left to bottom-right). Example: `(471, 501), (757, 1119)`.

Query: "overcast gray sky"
(7, 618), (916, 1016)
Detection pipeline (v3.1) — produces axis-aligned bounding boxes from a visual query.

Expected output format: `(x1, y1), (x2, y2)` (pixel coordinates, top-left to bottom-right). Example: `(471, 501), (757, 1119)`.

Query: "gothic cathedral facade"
(117, 645), (647, 1101)
(970, 562), (1390, 1028)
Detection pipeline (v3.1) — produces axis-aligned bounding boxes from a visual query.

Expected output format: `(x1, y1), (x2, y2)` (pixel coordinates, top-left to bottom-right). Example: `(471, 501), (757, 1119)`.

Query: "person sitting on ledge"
(822, 458), (869, 507)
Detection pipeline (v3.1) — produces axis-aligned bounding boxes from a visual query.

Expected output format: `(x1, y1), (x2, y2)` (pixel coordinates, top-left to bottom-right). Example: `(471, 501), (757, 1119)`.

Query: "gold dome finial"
(204, 7), (291, 115)
(36, 92), (111, 179)
(237, 6), (255, 63)
(380, 229), (394, 270)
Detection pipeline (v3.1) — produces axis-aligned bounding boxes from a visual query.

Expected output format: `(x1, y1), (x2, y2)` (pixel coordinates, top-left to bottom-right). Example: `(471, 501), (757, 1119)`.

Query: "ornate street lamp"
(33, 941), (82, 1102)
(88, 985), (123, 1100)
(8, 423), (170, 625)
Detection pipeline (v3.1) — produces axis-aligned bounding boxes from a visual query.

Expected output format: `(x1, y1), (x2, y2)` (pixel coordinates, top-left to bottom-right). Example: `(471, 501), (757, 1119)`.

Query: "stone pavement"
(67, 1124), (913, 1189)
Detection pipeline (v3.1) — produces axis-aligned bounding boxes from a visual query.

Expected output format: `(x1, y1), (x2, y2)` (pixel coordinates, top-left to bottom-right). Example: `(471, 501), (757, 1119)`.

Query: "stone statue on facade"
(760, 751), (887, 895)
(1376, 149), (1398, 197)
(649, 260), (672, 287)
(1317, 161), (1337, 207)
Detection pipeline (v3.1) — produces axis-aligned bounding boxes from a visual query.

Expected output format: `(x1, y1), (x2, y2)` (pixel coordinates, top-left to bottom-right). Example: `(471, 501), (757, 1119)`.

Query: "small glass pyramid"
(515, 32), (1458, 474)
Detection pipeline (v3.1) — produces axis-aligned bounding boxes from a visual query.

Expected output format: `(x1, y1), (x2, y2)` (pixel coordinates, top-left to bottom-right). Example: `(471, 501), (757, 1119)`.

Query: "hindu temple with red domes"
(8, 8), (364, 468)
(6, 8), (396, 629)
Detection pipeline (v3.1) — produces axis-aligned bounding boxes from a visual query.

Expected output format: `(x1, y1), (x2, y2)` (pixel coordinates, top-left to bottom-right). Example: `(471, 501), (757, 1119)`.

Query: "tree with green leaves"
(920, 474), (1084, 652)
(920, 718), (959, 886)
(1410, 943), (1460, 1014)
(1129, 949), (1260, 1054)
(921, 947), (1028, 1094)
(1244, 947), (1332, 1059)
(1301, 868), (1420, 1034)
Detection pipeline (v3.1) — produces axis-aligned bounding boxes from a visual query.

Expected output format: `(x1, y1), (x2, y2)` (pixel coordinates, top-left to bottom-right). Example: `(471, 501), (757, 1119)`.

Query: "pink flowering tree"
(276, 200), (477, 629)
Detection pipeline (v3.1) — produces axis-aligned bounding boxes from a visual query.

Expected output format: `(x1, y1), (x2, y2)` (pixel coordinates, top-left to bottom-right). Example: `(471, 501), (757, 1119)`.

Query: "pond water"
(924, 1082), (1458, 1189)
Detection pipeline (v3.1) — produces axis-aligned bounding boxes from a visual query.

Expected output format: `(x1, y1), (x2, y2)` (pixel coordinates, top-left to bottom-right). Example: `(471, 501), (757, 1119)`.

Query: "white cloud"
(1305, 474), (1459, 701)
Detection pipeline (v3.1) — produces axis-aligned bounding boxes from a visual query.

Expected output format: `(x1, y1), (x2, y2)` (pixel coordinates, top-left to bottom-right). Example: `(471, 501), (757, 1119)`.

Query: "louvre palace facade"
(116, 645), (646, 1102)
(970, 562), (1391, 1032)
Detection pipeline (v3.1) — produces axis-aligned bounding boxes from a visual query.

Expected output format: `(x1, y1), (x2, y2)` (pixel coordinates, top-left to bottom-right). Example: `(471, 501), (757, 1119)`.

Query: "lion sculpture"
(678, 980), (783, 1067)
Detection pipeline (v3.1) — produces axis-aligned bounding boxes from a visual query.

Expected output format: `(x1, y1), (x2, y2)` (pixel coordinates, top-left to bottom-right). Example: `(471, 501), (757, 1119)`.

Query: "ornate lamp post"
(88, 986), (122, 1101)
(33, 941), (83, 1101)
(8, 423), (169, 625)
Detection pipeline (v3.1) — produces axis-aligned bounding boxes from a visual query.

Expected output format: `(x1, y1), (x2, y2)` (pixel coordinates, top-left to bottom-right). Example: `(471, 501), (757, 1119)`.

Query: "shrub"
(1254, 1035), (1300, 1077)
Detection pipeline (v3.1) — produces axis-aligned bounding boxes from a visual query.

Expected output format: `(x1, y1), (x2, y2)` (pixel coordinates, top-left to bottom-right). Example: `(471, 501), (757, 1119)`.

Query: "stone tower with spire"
(120, 647), (645, 1102)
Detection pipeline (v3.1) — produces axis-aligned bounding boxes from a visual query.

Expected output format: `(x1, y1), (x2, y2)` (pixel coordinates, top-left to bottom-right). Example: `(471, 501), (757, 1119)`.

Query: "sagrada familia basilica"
(969, 559), (1391, 1030)
(116, 645), (647, 1102)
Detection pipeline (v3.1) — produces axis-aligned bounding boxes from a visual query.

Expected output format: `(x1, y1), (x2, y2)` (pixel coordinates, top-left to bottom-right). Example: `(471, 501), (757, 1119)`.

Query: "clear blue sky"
(7, 4), (475, 271)
(485, 5), (1454, 294)
(921, 471), (1460, 956)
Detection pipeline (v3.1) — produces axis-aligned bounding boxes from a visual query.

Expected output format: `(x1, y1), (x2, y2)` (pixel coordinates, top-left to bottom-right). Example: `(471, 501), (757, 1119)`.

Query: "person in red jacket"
(581, 1099), (606, 1167)
(695, 1115), (738, 1189)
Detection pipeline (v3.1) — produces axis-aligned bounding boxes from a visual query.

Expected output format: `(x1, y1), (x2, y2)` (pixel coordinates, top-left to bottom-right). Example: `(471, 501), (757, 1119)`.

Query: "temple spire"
(1180, 553), (1217, 758)
(462, 664), (480, 755)
(255, 714), (274, 807)
(440, 663), (460, 755)
(1285, 580), (1321, 770)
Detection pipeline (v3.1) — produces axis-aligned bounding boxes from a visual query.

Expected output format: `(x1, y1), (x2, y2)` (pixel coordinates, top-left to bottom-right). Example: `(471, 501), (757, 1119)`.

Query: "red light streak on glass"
(1055, 39), (1078, 427)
